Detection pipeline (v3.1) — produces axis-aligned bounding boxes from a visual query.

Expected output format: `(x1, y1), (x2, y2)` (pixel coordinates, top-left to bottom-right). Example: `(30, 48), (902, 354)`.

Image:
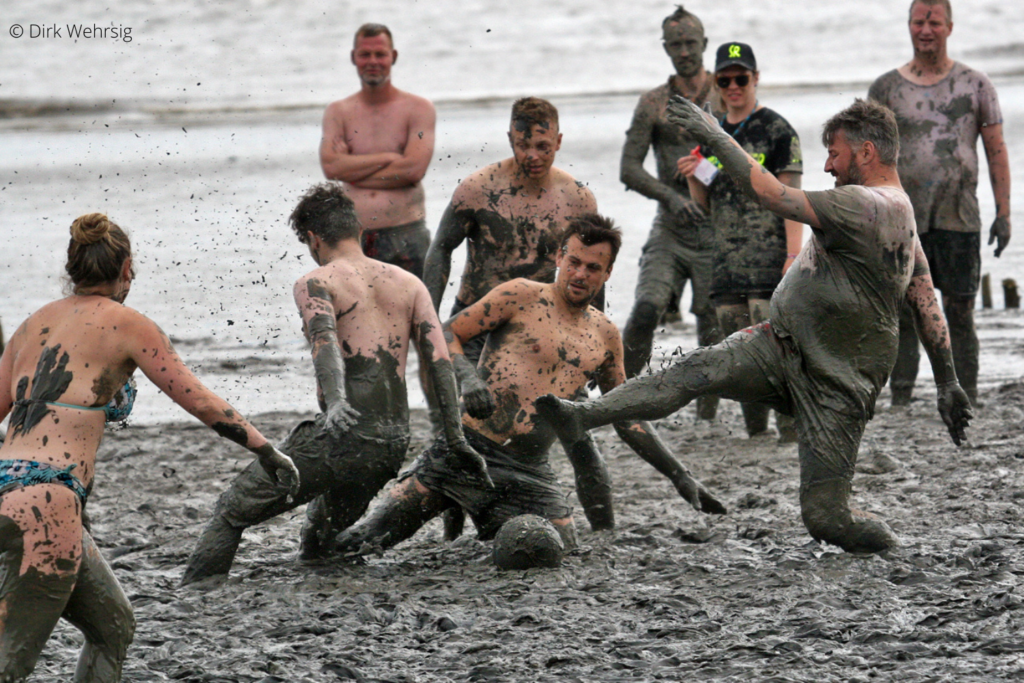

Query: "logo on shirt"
(707, 152), (765, 170)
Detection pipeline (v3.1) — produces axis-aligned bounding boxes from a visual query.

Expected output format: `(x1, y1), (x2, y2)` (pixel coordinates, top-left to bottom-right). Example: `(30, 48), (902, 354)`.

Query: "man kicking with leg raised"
(537, 99), (972, 553)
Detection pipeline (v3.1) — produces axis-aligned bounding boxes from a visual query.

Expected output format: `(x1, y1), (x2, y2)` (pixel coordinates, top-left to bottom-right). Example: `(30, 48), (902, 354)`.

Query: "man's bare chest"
(501, 315), (606, 378)
(344, 110), (410, 154)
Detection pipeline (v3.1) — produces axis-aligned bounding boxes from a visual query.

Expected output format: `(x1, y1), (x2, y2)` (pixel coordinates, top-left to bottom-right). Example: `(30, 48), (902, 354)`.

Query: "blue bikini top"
(37, 376), (137, 423)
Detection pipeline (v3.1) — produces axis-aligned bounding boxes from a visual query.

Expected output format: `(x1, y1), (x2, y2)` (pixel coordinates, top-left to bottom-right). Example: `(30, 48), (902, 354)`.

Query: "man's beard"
(361, 73), (388, 87)
(841, 157), (863, 186)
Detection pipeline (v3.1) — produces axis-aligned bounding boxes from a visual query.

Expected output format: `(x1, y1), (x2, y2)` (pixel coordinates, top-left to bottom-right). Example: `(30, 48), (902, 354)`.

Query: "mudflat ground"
(28, 354), (1024, 682)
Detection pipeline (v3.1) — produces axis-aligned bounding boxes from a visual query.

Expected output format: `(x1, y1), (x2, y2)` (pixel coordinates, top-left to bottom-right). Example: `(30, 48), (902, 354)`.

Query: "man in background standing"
(869, 0), (1011, 407)
(320, 22), (440, 422)
(619, 5), (723, 420)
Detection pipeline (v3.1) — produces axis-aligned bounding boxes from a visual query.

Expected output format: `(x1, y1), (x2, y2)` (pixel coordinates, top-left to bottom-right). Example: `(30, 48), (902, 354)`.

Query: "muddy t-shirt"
(700, 107), (802, 295)
(868, 63), (1001, 234)
(770, 185), (923, 416)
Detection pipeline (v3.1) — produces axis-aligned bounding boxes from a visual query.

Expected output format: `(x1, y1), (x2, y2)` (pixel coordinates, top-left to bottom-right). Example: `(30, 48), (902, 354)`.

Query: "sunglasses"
(716, 74), (751, 88)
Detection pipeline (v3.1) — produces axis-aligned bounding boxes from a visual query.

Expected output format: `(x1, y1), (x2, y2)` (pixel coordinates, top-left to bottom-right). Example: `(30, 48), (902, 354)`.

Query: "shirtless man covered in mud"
(335, 215), (724, 556)
(182, 184), (488, 584)
(423, 96), (598, 365)
(320, 23), (441, 424)
(620, 5), (723, 420)
(537, 99), (973, 553)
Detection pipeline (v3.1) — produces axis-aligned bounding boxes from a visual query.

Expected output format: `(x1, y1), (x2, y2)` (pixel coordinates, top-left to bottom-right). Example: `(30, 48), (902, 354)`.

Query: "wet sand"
(27, 318), (1024, 681)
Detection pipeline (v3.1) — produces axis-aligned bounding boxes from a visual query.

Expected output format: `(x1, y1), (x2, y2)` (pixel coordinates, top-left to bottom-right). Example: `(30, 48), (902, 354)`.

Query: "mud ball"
(493, 515), (564, 570)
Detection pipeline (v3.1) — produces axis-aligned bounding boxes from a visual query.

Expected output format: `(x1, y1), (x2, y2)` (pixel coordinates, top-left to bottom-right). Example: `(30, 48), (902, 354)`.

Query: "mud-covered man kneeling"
(335, 215), (724, 557)
(182, 183), (488, 584)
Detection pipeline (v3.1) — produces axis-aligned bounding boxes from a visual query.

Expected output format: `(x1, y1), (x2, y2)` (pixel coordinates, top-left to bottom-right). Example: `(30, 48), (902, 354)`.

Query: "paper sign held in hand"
(693, 156), (719, 186)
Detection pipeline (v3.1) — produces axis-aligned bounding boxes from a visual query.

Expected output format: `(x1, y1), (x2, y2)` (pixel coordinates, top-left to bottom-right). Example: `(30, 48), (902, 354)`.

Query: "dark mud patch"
(28, 385), (1024, 681)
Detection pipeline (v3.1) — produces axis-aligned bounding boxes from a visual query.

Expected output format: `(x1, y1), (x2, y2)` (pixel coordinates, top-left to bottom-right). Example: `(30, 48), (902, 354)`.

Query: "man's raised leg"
(538, 325), (782, 443)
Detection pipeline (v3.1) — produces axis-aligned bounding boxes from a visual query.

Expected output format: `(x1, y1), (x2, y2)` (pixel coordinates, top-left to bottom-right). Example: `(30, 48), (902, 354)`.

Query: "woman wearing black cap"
(678, 41), (804, 441)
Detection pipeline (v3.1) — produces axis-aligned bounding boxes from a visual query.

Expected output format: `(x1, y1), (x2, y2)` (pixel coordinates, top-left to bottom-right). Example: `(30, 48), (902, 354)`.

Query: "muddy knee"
(800, 481), (897, 553)
(73, 592), (135, 681)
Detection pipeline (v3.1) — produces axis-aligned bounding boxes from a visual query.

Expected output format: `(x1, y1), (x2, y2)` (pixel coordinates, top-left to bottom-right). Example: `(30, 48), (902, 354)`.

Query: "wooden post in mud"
(1004, 278), (1020, 309)
(981, 274), (992, 309)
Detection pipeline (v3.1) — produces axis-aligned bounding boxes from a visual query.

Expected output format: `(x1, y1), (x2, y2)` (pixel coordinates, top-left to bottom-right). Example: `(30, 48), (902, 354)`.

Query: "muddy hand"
(668, 193), (705, 223)
(323, 401), (361, 435)
(461, 375), (496, 419)
(449, 438), (494, 489)
(989, 216), (1011, 257)
(534, 394), (586, 445)
(667, 94), (722, 145)
(254, 444), (300, 498)
(937, 381), (972, 446)
(675, 472), (727, 515)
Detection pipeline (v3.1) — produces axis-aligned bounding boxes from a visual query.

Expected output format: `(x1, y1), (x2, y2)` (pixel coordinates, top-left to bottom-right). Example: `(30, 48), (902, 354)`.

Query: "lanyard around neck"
(721, 101), (758, 139)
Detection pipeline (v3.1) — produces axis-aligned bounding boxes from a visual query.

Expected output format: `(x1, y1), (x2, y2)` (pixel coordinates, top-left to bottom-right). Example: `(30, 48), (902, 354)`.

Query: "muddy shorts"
(404, 428), (572, 540)
(672, 322), (868, 490)
(0, 519), (133, 681)
(217, 414), (410, 533)
(920, 228), (981, 298)
(360, 219), (431, 279)
(634, 210), (715, 318)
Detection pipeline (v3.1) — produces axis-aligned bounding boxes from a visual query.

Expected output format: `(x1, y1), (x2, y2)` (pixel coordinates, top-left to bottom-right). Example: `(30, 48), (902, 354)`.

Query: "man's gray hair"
(821, 99), (900, 167)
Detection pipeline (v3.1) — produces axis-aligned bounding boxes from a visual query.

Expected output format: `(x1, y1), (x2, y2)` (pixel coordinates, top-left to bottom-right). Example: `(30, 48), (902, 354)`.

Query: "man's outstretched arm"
(905, 243), (973, 444)
(442, 279), (528, 419)
(667, 96), (820, 229)
(293, 275), (360, 433)
(424, 201), (474, 312)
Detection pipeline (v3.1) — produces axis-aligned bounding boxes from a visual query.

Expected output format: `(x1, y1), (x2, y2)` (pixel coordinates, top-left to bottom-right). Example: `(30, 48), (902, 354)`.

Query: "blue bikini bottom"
(0, 459), (88, 503)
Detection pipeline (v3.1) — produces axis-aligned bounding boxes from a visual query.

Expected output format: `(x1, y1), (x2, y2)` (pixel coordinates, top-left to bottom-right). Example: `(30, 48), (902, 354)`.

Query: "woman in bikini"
(0, 213), (299, 682)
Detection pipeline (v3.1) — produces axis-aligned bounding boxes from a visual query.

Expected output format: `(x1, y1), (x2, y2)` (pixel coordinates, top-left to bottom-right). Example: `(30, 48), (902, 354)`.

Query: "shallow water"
(3, 81), (1024, 422)
(3, 0), (1024, 108)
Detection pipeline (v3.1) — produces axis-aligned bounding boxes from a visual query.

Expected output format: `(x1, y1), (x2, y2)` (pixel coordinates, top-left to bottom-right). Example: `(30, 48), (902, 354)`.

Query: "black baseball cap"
(715, 42), (757, 72)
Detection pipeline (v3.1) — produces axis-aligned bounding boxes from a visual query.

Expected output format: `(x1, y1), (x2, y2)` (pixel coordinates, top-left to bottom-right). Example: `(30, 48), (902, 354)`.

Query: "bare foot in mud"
(534, 393), (587, 444)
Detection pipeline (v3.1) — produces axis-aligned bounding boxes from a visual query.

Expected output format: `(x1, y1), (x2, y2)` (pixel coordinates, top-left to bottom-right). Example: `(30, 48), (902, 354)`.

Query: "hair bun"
(70, 213), (112, 246)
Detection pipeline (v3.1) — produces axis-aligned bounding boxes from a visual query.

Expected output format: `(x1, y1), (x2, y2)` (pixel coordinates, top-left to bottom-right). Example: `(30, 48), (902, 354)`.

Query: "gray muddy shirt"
(770, 185), (925, 416)
(868, 63), (1002, 234)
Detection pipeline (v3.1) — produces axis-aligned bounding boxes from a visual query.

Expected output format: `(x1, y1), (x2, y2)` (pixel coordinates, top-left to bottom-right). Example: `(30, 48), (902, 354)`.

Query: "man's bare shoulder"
(585, 306), (620, 341)
(296, 258), (423, 304)
(549, 167), (591, 193)
(392, 88), (436, 114)
(323, 93), (362, 116)
(636, 83), (670, 109)
(489, 277), (546, 304)
(548, 168), (597, 206)
(451, 160), (515, 207)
